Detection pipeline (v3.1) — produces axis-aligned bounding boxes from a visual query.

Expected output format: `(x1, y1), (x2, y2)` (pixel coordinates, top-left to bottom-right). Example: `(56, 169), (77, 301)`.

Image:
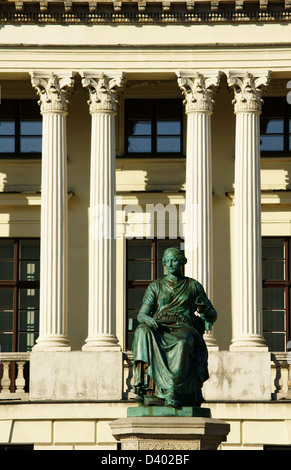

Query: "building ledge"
(0, 0), (291, 24)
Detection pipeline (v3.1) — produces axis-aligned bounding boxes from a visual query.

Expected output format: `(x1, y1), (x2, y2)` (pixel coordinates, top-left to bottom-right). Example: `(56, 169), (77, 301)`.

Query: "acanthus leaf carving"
(176, 71), (221, 113)
(227, 70), (271, 113)
(81, 72), (125, 113)
(30, 72), (75, 113)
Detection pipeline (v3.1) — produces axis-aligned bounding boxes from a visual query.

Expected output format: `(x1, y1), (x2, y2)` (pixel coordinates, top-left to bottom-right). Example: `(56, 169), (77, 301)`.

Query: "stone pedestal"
(110, 416), (230, 450)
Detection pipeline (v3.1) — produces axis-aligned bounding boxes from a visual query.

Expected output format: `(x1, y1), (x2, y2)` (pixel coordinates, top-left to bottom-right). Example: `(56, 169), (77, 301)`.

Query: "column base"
(33, 335), (71, 352)
(110, 416), (230, 451)
(229, 334), (269, 351)
(82, 334), (121, 351)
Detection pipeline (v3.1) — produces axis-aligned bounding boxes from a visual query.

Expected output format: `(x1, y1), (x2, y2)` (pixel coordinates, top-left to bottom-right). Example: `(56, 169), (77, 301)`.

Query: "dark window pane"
(129, 120), (151, 136)
(157, 121), (181, 135)
(20, 100), (41, 120)
(260, 135), (284, 152)
(128, 240), (152, 259)
(261, 97), (284, 117)
(128, 136), (151, 153)
(263, 288), (285, 309)
(126, 100), (152, 119)
(18, 332), (38, 352)
(18, 310), (39, 332)
(20, 121), (42, 136)
(0, 332), (13, 352)
(0, 310), (13, 331)
(0, 240), (14, 259)
(263, 332), (285, 352)
(19, 261), (40, 282)
(127, 288), (146, 309)
(261, 119), (284, 134)
(0, 261), (14, 281)
(19, 240), (40, 260)
(19, 288), (39, 309)
(156, 100), (182, 119)
(157, 136), (181, 153)
(0, 289), (14, 309)
(128, 260), (152, 281)
(262, 238), (285, 259)
(20, 137), (42, 153)
(0, 121), (15, 136)
(0, 100), (15, 119)
(263, 309), (285, 331)
(0, 137), (15, 153)
(262, 259), (285, 280)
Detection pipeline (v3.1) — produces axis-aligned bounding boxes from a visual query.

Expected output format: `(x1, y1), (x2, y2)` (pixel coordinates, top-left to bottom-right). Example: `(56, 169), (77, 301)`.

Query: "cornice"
(1, 0), (291, 24)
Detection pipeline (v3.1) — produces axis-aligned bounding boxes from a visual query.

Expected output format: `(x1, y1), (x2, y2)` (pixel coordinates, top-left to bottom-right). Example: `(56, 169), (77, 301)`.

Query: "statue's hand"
(144, 316), (158, 330)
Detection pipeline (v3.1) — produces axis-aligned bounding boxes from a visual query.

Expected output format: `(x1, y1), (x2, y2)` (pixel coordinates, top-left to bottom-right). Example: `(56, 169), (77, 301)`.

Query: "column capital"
(81, 71), (126, 114)
(30, 71), (76, 114)
(176, 71), (222, 113)
(227, 70), (271, 113)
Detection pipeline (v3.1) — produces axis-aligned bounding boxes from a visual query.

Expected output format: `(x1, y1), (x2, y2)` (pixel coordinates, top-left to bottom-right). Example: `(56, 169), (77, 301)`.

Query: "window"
(125, 99), (183, 156)
(260, 97), (291, 156)
(262, 238), (291, 351)
(0, 239), (40, 352)
(0, 100), (42, 158)
(126, 238), (182, 349)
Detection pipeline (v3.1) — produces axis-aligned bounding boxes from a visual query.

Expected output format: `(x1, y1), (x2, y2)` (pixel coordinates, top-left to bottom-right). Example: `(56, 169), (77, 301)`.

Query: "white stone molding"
(81, 72), (125, 351)
(177, 71), (221, 350)
(30, 71), (76, 351)
(227, 70), (271, 350)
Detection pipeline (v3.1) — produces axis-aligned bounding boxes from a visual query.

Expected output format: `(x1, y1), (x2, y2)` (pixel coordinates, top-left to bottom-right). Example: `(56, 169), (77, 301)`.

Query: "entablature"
(1, 0), (291, 24)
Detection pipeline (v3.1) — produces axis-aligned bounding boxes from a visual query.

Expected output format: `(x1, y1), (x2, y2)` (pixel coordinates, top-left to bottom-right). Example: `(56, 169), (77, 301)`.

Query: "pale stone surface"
(0, 420), (12, 443)
(203, 351), (271, 401)
(11, 420), (52, 444)
(29, 351), (123, 401)
(110, 416), (230, 451)
(54, 420), (96, 444)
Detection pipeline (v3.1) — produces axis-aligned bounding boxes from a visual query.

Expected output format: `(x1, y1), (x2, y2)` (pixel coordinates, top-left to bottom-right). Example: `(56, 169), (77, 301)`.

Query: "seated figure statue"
(132, 247), (217, 408)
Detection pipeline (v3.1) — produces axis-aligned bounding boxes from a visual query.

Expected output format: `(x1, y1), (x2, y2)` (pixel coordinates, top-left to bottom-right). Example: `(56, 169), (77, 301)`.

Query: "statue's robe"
(132, 276), (217, 406)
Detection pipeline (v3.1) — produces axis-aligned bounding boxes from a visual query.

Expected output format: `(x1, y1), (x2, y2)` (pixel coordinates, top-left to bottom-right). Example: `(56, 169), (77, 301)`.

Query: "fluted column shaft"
(185, 110), (213, 296)
(31, 72), (75, 350)
(228, 71), (270, 350)
(177, 71), (220, 348)
(82, 72), (125, 351)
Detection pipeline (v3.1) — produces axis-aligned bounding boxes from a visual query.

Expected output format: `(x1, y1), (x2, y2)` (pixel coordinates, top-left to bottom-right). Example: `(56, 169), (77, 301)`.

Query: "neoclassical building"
(0, 0), (291, 450)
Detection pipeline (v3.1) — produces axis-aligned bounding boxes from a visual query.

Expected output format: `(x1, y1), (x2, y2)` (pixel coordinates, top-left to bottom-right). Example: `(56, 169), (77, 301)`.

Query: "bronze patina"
(132, 247), (217, 408)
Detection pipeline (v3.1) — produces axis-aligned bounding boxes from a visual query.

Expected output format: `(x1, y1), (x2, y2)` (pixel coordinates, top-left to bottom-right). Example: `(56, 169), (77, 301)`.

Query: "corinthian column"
(81, 72), (125, 351)
(177, 71), (221, 348)
(30, 71), (75, 350)
(227, 70), (271, 350)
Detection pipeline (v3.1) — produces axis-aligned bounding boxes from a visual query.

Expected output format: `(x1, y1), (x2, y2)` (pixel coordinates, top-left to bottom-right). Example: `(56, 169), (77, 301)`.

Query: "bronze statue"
(132, 247), (217, 408)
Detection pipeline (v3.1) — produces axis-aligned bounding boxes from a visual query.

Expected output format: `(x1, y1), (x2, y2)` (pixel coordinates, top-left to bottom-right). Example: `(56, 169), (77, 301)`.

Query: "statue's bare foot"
(165, 393), (179, 408)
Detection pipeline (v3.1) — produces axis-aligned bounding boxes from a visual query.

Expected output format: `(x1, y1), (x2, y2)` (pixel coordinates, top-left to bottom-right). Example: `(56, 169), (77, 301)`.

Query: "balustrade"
(0, 353), (30, 400)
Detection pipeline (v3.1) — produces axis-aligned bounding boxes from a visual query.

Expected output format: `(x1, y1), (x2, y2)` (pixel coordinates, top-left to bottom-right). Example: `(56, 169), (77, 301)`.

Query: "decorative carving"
(81, 72), (125, 114)
(120, 436), (201, 450)
(30, 72), (75, 114)
(227, 71), (271, 113)
(176, 71), (221, 113)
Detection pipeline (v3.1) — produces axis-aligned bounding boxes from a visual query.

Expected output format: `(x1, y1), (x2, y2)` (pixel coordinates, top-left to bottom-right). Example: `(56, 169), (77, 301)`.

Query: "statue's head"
(162, 247), (187, 267)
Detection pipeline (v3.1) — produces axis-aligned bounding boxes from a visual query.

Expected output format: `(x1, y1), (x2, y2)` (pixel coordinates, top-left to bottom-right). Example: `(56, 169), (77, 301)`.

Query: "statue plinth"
(110, 413), (230, 451)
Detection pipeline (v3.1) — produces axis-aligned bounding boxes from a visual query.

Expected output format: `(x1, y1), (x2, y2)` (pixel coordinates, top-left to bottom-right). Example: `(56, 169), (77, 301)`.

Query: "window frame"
(124, 98), (184, 158)
(260, 96), (291, 157)
(0, 238), (40, 352)
(0, 99), (42, 159)
(262, 236), (291, 351)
